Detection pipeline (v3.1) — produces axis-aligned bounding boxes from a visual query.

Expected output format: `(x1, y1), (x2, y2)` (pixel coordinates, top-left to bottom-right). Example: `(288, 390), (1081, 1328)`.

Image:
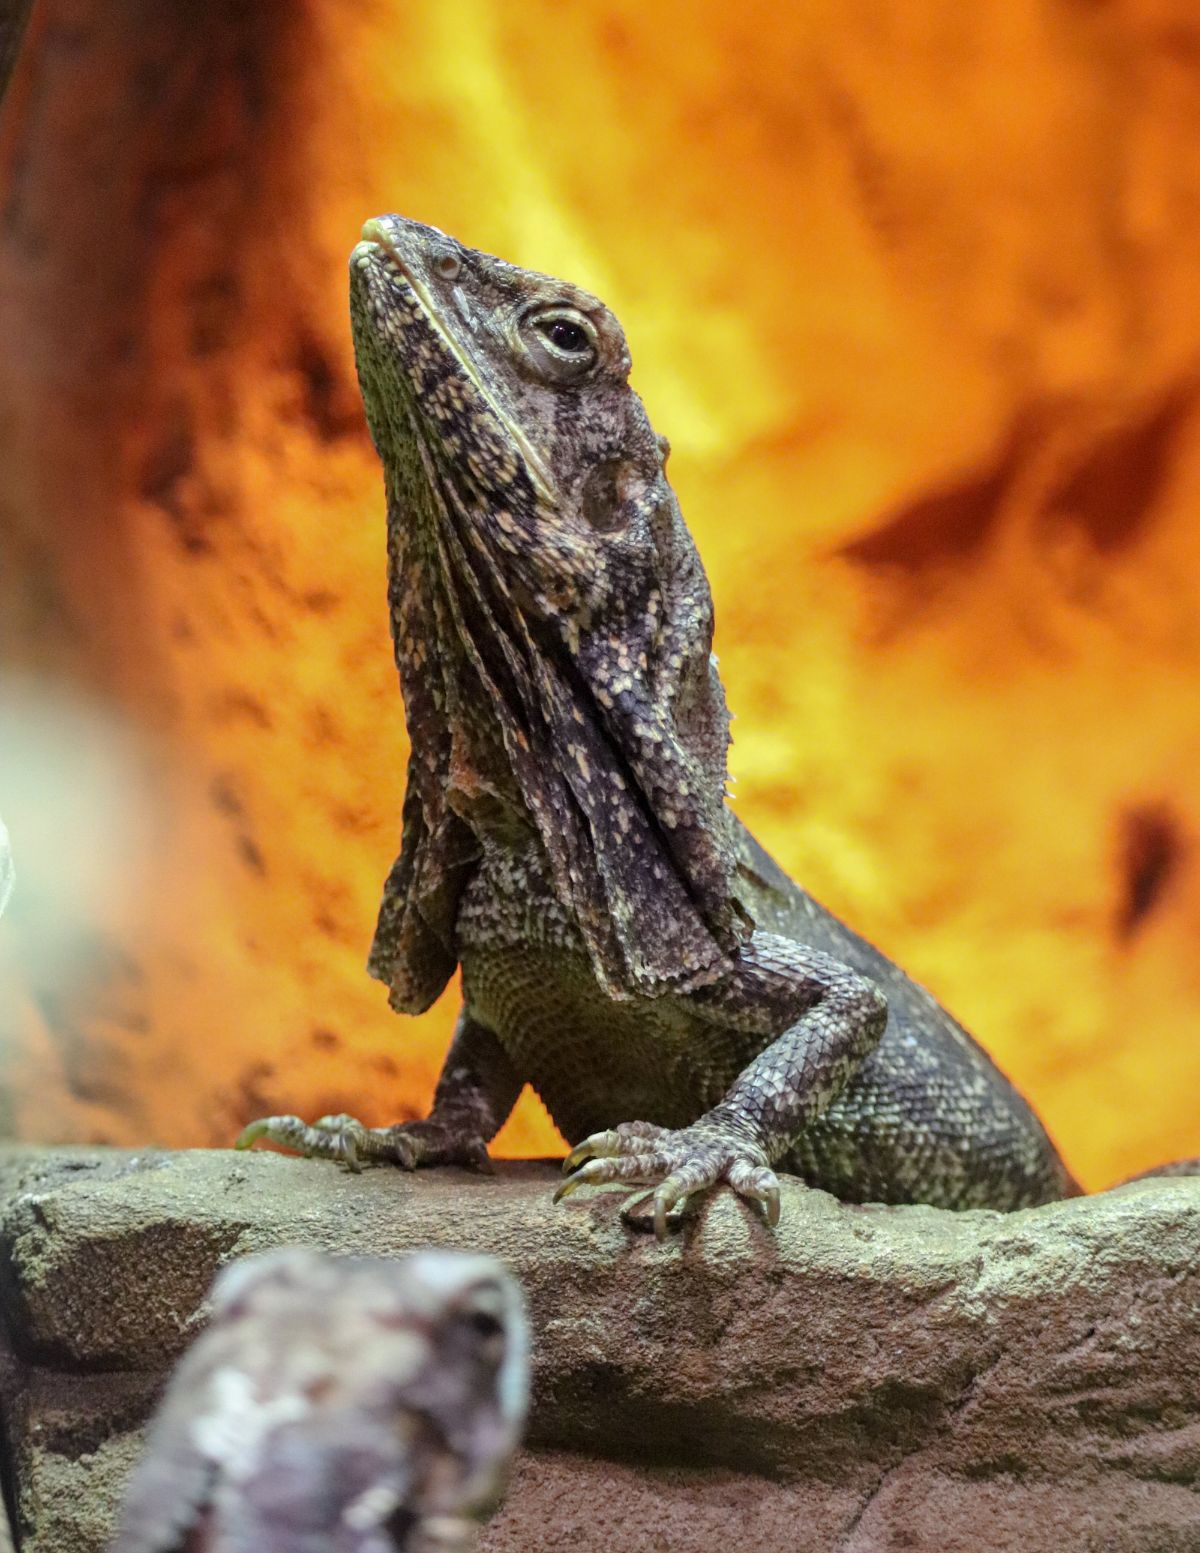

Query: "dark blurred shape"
(109, 1248), (529, 1553)
(838, 416), (1029, 572)
(1041, 385), (1195, 555)
(1114, 801), (1185, 944)
(0, 0), (33, 105)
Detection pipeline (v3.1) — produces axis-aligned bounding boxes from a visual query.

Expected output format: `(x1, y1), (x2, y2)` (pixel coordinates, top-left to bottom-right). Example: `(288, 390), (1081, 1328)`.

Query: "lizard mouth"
(353, 221), (554, 504)
(357, 219), (418, 286)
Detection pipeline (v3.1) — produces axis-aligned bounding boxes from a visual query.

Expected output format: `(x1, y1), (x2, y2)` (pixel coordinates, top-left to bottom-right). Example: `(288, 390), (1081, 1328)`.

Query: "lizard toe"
(234, 1113), (364, 1170)
(312, 1113), (371, 1171)
(728, 1157), (783, 1226)
(554, 1119), (780, 1234)
(554, 1151), (670, 1203)
(563, 1123), (667, 1174)
(381, 1118), (495, 1171)
(651, 1174), (694, 1241)
(647, 1147), (737, 1239)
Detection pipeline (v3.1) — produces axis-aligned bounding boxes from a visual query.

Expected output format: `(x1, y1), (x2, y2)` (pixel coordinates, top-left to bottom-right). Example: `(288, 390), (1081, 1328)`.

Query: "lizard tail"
(1115, 1158), (1200, 1186)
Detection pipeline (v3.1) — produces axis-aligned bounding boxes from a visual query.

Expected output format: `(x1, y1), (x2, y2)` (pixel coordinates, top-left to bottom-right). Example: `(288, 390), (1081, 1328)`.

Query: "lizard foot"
(234, 1112), (492, 1174)
(554, 1119), (780, 1240)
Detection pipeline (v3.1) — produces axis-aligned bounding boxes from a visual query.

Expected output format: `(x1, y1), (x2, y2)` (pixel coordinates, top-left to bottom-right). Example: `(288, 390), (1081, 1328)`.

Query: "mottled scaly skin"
(109, 1249), (528, 1553)
(458, 829), (1075, 1213)
(239, 215), (1078, 1233)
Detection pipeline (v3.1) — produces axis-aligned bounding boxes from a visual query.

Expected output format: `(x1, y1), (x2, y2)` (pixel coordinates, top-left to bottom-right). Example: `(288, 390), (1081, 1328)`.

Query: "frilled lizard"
(109, 1248), (528, 1553)
(238, 215), (1080, 1236)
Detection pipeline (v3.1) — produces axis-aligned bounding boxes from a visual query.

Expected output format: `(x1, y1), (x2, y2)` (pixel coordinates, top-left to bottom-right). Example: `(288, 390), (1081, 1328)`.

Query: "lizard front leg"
(556, 935), (887, 1237)
(237, 1011), (523, 1172)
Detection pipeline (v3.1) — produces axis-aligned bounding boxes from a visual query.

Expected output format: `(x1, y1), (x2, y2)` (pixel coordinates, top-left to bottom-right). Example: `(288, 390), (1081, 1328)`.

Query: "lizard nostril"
(433, 251), (462, 281)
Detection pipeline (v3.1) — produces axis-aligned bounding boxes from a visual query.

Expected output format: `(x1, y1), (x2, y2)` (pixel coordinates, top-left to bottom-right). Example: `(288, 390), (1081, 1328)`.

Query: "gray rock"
(0, 1145), (1197, 1551)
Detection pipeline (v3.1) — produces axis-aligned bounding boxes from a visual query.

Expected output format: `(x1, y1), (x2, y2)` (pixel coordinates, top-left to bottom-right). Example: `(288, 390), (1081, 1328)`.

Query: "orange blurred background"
(1, 0), (1199, 1190)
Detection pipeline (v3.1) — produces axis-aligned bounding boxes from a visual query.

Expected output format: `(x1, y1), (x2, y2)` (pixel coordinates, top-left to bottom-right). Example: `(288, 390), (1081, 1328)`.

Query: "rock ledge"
(0, 1145), (1197, 1551)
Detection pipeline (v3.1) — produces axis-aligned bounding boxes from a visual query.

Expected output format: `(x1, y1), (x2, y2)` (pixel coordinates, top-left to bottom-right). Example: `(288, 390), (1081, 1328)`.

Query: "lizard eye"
(540, 319), (588, 353)
(520, 306), (598, 383)
(432, 250), (462, 281)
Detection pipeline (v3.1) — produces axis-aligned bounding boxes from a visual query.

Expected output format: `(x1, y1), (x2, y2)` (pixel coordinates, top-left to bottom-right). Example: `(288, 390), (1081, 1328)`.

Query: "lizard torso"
(457, 810), (1075, 1210)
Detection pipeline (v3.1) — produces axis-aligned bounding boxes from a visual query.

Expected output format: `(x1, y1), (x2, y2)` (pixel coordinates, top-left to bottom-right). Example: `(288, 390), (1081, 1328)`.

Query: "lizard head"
(350, 213), (666, 606)
(350, 216), (750, 1007)
(111, 1248), (529, 1549)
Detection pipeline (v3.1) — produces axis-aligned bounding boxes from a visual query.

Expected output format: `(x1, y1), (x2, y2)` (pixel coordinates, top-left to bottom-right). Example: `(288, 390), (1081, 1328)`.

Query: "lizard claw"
(235, 1113), (369, 1171)
(562, 1123), (662, 1175)
(555, 1119), (781, 1238)
(235, 1111), (494, 1173)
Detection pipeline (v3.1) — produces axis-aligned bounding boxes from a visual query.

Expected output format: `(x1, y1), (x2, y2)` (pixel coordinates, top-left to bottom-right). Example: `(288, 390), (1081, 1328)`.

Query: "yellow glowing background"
(1, 0), (1199, 1189)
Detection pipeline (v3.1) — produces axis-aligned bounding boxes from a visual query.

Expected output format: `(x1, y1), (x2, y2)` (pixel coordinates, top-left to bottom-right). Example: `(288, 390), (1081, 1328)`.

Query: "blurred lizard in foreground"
(241, 215), (1095, 1235)
(109, 1248), (528, 1553)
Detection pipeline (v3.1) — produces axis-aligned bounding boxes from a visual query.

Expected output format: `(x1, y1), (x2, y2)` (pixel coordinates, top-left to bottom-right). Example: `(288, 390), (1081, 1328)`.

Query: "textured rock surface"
(0, 1146), (1197, 1551)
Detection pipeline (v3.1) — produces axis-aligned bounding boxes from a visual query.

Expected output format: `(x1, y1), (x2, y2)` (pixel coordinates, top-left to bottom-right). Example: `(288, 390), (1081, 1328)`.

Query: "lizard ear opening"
(580, 458), (651, 534)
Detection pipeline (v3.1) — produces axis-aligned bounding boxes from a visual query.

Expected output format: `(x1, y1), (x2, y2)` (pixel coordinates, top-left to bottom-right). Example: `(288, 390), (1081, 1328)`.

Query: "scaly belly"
(461, 944), (763, 1144)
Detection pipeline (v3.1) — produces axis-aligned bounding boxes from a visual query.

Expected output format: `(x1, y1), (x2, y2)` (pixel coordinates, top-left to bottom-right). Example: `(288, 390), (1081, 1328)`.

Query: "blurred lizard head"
(110, 1247), (529, 1553)
(350, 217), (749, 1009)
